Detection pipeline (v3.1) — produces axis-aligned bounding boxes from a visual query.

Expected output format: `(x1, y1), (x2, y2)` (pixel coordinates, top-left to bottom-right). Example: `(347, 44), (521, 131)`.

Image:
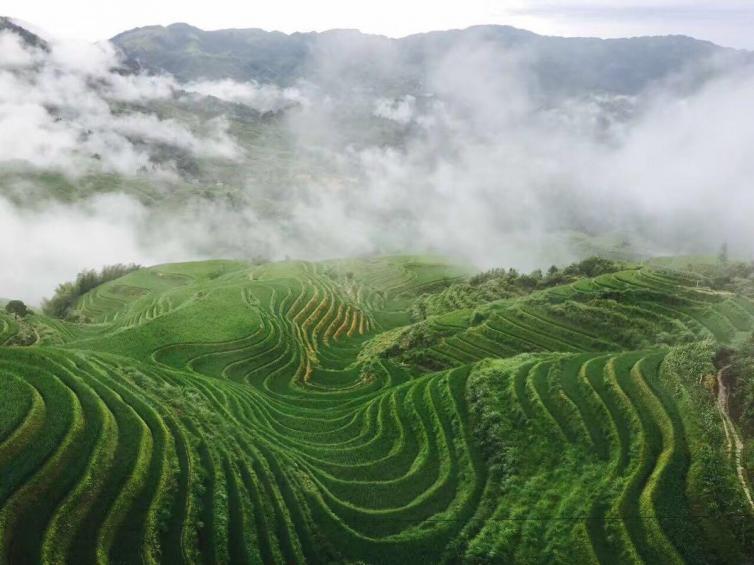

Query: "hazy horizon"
(2, 0), (754, 49)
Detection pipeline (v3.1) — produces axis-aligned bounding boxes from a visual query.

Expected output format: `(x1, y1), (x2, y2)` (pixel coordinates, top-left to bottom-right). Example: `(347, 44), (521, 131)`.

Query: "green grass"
(0, 256), (753, 563)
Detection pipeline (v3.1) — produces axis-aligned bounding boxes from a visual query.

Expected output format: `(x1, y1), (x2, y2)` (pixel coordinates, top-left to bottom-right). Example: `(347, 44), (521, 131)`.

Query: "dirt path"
(717, 366), (754, 511)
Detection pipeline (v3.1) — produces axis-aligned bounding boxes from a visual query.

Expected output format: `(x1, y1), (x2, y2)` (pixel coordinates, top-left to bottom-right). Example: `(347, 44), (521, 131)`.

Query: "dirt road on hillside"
(717, 366), (754, 511)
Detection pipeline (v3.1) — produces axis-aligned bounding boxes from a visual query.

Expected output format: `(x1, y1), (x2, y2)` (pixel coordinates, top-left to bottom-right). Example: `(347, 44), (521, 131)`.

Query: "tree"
(719, 242), (729, 265)
(5, 300), (29, 320)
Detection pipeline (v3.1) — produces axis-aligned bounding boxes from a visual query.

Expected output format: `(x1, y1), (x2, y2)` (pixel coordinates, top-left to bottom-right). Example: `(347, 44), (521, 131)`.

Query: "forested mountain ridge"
(112, 22), (746, 97)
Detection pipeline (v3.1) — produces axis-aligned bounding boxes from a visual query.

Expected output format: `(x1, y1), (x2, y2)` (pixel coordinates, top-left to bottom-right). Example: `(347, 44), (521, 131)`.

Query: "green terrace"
(1, 256), (753, 563)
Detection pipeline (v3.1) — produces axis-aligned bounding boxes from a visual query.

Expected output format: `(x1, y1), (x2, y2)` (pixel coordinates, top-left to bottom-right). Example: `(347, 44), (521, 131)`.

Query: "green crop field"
(1, 255), (753, 564)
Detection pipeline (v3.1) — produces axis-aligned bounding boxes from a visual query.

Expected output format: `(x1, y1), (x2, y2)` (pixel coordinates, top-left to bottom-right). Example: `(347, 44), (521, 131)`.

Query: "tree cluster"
(469, 256), (623, 290)
(42, 263), (141, 320)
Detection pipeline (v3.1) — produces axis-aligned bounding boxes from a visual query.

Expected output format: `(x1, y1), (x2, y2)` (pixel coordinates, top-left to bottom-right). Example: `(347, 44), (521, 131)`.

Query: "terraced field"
(1, 256), (753, 564)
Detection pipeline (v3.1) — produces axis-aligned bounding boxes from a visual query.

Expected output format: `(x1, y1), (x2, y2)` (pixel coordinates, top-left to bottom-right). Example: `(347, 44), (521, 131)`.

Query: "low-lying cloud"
(1, 194), (160, 303)
(184, 79), (308, 112)
(0, 30), (239, 177)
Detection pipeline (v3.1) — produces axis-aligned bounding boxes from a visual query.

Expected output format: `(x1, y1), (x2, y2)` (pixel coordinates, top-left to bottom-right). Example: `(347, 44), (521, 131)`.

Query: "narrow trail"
(717, 365), (754, 511)
(718, 366), (734, 457)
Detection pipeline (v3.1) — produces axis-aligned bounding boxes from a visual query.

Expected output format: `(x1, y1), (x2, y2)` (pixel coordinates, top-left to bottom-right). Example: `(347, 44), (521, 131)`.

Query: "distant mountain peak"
(0, 16), (49, 50)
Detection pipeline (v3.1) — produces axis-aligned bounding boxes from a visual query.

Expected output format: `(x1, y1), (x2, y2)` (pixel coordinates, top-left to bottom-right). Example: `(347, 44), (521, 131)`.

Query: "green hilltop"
(1, 255), (754, 563)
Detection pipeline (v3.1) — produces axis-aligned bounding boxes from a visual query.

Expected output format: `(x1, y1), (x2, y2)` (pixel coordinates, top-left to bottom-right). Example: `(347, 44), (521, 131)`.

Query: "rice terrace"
(2, 255), (754, 563)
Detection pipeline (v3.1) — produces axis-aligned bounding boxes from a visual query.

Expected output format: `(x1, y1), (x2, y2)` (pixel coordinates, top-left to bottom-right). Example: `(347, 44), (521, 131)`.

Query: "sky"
(4, 0), (754, 49)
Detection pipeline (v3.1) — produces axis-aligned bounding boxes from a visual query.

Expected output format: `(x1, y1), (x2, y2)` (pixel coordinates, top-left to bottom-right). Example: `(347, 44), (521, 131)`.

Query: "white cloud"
(0, 194), (158, 304)
(0, 31), (41, 67)
(373, 96), (416, 124)
(184, 79), (307, 112)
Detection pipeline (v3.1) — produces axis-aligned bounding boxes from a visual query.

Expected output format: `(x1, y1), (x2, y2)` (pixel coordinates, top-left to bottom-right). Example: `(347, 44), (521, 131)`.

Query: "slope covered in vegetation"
(1, 255), (753, 564)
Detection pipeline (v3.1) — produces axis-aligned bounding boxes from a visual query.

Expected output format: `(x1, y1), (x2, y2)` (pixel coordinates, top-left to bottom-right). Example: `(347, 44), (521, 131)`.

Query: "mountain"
(112, 23), (744, 97)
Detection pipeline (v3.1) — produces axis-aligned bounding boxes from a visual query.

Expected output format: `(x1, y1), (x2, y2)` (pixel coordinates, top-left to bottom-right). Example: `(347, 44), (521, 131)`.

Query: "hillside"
(1, 255), (753, 563)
